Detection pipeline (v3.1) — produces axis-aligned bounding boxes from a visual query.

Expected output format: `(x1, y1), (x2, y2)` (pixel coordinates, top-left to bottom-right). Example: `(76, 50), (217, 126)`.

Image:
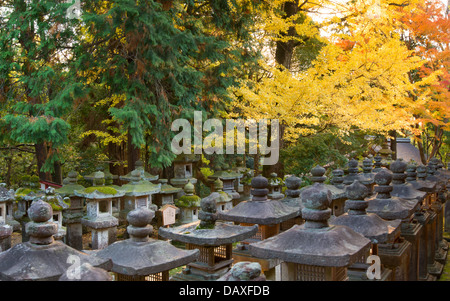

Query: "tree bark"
(416, 134), (428, 164)
(108, 141), (126, 185)
(127, 132), (140, 174)
(4, 154), (12, 187)
(262, 2), (301, 178)
(35, 142), (52, 181)
(274, 1), (301, 70)
(389, 131), (397, 160)
(53, 160), (63, 185)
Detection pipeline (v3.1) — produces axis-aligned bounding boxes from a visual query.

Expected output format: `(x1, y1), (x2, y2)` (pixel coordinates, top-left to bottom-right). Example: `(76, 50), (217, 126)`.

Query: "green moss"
(55, 184), (85, 196)
(175, 195), (201, 208)
(16, 188), (33, 196)
(122, 182), (159, 194)
(195, 223), (215, 230)
(218, 191), (231, 202)
(49, 202), (62, 211)
(161, 184), (181, 193)
(84, 186), (118, 195)
(48, 197), (70, 211)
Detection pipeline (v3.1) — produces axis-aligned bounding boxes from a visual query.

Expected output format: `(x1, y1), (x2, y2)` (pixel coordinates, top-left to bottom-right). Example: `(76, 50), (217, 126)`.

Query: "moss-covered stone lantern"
(175, 180), (201, 225)
(75, 171), (125, 250)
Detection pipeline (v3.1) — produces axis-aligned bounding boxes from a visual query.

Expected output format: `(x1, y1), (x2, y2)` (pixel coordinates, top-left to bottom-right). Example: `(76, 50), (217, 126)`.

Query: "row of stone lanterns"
(0, 153), (448, 281)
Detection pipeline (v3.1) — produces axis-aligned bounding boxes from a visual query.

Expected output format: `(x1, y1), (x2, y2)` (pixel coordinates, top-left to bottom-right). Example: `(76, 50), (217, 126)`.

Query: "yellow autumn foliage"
(229, 0), (440, 142)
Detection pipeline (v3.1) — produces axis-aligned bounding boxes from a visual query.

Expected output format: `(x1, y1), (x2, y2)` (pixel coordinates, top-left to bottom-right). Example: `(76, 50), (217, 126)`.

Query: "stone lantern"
(299, 165), (347, 217)
(40, 187), (69, 241)
(0, 200), (112, 280)
(153, 179), (182, 227)
(159, 192), (258, 281)
(427, 158), (448, 265)
(390, 159), (427, 202)
(121, 160), (159, 183)
(94, 207), (199, 281)
(280, 175), (304, 231)
(174, 180), (201, 225)
(373, 154), (383, 173)
(208, 168), (241, 202)
(378, 141), (393, 160)
(238, 169), (254, 204)
(0, 184), (15, 251)
(212, 178), (233, 213)
(330, 180), (402, 281)
(267, 173), (284, 201)
(153, 179), (182, 208)
(417, 163), (442, 275)
(405, 161), (440, 280)
(217, 175), (300, 280)
(13, 175), (44, 242)
(406, 162), (436, 205)
(249, 182), (371, 281)
(343, 159), (361, 186)
(84, 165), (119, 185)
(230, 157), (249, 195)
(304, 165), (347, 217)
(366, 170), (417, 281)
(0, 189), (12, 252)
(0, 183), (18, 231)
(75, 171), (124, 250)
(169, 154), (198, 197)
(119, 169), (160, 224)
(357, 157), (376, 194)
(85, 166), (122, 218)
(104, 173), (124, 219)
(55, 170), (85, 250)
(327, 168), (348, 216)
(389, 159), (426, 280)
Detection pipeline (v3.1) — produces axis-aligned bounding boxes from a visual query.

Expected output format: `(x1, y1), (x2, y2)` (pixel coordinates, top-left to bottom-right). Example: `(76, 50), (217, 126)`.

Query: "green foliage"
(0, 0), (262, 178)
(74, 0), (262, 169)
(0, 147), (36, 188)
(281, 130), (371, 177)
(0, 0), (84, 174)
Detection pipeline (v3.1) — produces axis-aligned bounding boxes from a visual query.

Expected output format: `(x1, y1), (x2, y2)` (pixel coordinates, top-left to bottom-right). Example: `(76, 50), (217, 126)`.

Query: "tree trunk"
(428, 126), (444, 161)
(108, 141), (126, 185)
(4, 154), (12, 187)
(274, 1), (300, 70)
(416, 134), (428, 164)
(265, 1), (301, 178)
(127, 132), (140, 173)
(35, 142), (51, 181)
(389, 131), (397, 160)
(53, 160), (63, 185)
(262, 123), (285, 178)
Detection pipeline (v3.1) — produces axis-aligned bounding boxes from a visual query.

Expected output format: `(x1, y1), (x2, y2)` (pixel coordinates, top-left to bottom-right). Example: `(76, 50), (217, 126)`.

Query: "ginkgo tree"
(229, 0), (441, 173)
